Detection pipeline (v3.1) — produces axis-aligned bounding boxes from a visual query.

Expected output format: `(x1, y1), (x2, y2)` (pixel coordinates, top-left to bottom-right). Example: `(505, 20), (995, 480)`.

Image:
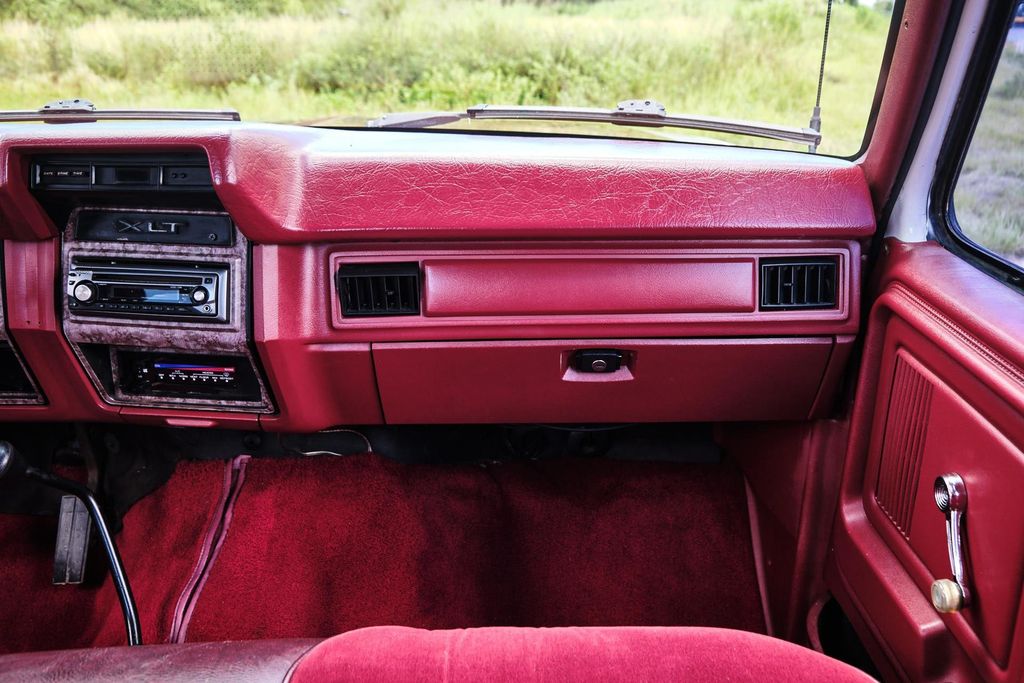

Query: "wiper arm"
(0, 99), (240, 124)
(368, 99), (820, 149)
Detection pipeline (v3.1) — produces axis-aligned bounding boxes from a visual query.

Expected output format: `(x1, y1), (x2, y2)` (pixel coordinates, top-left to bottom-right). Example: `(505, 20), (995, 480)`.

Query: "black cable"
(25, 467), (142, 646)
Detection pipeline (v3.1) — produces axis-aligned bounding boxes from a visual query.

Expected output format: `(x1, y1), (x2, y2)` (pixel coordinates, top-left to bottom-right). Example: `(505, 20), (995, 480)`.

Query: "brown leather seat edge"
(0, 639), (320, 683)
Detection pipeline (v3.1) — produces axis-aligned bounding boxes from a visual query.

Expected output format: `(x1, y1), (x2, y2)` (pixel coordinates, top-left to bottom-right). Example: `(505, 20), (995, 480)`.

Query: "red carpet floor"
(0, 455), (764, 653)
(0, 460), (227, 654)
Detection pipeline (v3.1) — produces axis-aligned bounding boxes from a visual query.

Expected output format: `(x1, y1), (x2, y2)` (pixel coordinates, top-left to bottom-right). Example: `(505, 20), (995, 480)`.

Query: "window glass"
(952, 5), (1024, 268)
(0, 0), (893, 155)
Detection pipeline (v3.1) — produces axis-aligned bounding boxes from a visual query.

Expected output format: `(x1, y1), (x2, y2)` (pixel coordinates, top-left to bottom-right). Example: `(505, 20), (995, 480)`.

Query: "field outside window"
(0, 0), (892, 155)
(952, 6), (1024, 268)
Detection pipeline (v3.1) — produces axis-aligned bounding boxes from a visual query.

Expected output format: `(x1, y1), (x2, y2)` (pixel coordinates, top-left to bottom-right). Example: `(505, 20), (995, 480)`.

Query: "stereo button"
(72, 281), (98, 304)
(190, 287), (209, 304)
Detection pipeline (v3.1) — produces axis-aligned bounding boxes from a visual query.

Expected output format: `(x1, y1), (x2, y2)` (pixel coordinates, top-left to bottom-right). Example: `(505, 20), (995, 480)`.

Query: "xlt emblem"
(114, 218), (186, 234)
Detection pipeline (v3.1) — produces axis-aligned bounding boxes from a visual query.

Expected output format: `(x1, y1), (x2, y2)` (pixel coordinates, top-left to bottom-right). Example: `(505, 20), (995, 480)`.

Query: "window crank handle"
(931, 473), (970, 613)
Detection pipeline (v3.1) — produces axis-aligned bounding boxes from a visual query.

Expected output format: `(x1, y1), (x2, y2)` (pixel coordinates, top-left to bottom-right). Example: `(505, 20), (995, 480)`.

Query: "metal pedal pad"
(53, 495), (92, 585)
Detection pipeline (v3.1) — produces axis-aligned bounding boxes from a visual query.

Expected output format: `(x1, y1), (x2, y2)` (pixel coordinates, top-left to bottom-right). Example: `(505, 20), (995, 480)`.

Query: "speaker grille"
(875, 354), (933, 538)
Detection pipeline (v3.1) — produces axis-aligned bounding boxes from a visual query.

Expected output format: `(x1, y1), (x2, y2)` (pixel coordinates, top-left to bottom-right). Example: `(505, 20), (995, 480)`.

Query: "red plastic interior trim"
(372, 338), (835, 424)
(860, 0), (954, 209)
(422, 257), (756, 317)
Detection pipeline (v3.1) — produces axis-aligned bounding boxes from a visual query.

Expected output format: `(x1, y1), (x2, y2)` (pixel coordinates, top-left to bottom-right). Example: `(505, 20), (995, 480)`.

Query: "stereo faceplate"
(67, 258), (228, 322)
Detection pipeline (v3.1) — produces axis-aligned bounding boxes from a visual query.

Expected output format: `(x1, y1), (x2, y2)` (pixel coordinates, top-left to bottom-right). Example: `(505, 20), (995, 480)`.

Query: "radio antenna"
(808, 0), (834, 153)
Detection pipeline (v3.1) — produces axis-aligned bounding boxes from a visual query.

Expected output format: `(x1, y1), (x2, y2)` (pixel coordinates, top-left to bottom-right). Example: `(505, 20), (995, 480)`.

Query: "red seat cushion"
(290, 626), (875, 682)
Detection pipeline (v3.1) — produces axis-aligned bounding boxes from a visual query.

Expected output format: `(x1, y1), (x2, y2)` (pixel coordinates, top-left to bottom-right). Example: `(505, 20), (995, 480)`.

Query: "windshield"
(0, 0), (893, 156)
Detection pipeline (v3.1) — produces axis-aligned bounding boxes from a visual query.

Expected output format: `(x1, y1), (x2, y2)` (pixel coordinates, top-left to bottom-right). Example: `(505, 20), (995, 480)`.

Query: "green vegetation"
(954, 43), (1024, 265)
(0, 0), (891, 155)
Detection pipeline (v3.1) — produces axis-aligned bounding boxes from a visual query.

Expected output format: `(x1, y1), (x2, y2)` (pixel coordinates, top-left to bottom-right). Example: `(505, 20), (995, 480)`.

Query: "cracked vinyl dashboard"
(0, 123), (873, 430)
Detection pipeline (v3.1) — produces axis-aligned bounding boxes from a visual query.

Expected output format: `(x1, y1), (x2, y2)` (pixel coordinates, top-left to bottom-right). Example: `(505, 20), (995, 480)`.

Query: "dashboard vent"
(337, 263), (420, 317)
(760, 258), (837, 310)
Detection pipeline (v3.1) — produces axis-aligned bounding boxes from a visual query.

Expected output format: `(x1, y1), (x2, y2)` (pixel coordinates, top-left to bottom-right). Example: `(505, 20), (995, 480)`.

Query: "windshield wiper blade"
(368, 99), (820, 148)
(0, 99), (241, 124)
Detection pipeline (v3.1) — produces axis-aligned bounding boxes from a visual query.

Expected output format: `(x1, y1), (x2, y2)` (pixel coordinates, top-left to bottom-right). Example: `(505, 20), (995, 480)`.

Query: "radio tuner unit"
(66, 257), (229, 322)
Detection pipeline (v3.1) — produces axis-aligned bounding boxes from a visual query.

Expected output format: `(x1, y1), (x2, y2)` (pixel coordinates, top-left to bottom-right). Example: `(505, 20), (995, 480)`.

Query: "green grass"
(0, 0), (892, 155)
(954, 42), (1024, 265)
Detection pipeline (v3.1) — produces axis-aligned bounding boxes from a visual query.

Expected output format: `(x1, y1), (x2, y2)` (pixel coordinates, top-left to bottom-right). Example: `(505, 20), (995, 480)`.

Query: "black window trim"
(931, 0), (1024, 293)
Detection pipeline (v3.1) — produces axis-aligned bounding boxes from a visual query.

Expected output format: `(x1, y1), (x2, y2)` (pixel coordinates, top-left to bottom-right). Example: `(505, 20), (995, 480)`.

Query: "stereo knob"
(190, 287), (209, 304)
(72, 281), (97, 304)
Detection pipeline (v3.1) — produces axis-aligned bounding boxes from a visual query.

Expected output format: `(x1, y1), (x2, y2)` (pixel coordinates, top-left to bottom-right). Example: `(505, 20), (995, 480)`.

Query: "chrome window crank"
(931, 473), (971, 613)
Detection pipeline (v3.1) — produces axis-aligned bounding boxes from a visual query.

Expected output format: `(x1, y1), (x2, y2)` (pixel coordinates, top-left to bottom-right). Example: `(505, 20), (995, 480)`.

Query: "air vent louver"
(337, 263), (420, 317)
(760, 258), (837, 310)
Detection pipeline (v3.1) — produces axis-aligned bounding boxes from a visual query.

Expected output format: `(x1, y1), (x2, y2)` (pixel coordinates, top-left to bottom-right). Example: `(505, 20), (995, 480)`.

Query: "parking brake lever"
(931, 473), (971, 614)
(0, 441), (142, 645)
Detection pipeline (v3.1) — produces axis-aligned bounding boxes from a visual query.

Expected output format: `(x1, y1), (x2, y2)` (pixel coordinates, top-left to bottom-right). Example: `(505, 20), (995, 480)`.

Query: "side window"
(951, 4), (1024, 270)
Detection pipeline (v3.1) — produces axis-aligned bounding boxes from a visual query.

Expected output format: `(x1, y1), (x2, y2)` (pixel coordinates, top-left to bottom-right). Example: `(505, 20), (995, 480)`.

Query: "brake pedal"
(53, 494), (92, 585)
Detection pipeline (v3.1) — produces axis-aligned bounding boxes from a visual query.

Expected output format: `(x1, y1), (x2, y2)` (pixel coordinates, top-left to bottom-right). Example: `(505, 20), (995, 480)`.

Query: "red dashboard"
(0, 123), (873, 431)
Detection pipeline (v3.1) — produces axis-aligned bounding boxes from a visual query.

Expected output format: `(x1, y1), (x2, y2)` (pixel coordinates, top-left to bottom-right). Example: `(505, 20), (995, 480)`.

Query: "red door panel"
(830, 241), (1024, 682)
(866, 328), (1024, 669)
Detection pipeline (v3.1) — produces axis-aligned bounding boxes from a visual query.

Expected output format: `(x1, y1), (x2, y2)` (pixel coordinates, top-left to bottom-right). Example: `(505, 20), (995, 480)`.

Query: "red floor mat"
(0, 513), (99, 654)
(0, 460), (226, 654)
(2, 455), (765, 652)
(184, 455), (765, 641)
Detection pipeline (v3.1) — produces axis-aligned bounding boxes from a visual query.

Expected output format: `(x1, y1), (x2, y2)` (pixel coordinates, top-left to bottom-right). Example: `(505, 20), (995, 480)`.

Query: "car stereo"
(66, 257), (228, 322)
